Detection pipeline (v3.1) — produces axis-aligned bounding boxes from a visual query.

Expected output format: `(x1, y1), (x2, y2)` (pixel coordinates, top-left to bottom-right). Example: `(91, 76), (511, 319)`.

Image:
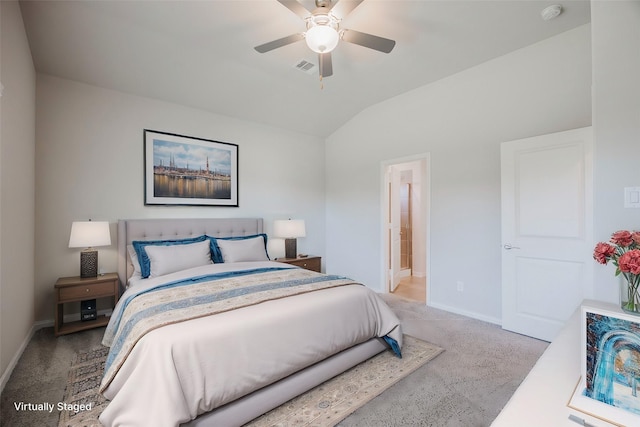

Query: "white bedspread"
(99, 262), (402, 427)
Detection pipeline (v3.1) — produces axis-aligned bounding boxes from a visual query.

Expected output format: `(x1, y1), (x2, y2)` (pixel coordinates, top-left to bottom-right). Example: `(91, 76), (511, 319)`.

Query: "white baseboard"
(428, 301), (501, 326)
(0, 310), (110, 393)
(36, 318), (54, 329)
(0, 322), (41, 393)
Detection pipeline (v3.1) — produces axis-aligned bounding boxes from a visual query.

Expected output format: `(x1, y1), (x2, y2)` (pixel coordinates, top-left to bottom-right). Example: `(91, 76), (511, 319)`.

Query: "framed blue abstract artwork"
(569, 302), (640, 426)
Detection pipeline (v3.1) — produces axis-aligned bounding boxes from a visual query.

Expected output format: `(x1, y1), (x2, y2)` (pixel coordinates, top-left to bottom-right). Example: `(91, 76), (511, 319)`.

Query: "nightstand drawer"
(287, 257), (321, 272)
(58, 281), (115, 302)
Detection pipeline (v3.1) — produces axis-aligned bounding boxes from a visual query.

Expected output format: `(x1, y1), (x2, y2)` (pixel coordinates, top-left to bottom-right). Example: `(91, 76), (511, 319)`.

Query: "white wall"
(0, 1), (36, 386)
(34, 75), (325, 321)
(591, 0), (640, 303)
(326, 25), (592, 323)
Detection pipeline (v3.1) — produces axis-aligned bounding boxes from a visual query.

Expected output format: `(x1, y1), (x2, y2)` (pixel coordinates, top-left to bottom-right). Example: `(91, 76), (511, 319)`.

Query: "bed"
(98, 218), (402, 427)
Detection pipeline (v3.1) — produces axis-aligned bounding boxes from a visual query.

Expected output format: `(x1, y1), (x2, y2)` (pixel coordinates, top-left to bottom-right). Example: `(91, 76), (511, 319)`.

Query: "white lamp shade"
(305, 25), (339, 53)
(68, 221), (111, 248)
(273, 220), (306, 238)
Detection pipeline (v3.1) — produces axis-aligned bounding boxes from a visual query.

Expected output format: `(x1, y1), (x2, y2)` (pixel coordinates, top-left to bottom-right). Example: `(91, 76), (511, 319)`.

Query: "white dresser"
(492, 303), (616, 427)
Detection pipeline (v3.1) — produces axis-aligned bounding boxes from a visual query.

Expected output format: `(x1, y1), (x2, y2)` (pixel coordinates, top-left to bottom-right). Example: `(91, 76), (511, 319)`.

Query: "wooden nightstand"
(276, 256), (321, 272)
(54, 273), (119, 336)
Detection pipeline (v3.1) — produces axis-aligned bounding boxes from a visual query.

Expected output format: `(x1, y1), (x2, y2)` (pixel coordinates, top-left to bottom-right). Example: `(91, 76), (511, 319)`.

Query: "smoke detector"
(541, 4), (563, 21)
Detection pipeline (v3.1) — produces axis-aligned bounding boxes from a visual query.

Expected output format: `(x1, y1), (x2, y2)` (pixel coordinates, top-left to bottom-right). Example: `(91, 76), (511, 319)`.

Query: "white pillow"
(144, 240), (212, 277)
(217, 236), (269, 263)
(127, 245), (142, 279)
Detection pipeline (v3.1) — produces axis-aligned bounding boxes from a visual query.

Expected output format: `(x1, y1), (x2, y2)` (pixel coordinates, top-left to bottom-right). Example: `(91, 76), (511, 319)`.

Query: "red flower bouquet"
(594, 230), (640, 313)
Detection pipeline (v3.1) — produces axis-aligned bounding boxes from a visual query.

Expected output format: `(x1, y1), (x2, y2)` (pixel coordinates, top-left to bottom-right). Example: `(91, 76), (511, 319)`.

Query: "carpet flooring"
(0, 294), (548, 426)
(336, 295), (549, 426)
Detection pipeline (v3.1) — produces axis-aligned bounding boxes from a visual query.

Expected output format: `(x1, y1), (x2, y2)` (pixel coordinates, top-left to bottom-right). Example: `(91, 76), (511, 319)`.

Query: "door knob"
(503, 244), (521, 250)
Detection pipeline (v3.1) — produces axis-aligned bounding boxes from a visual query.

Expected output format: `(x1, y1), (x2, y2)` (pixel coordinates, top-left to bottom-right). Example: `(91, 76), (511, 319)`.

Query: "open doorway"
(382, 155), (429, 304)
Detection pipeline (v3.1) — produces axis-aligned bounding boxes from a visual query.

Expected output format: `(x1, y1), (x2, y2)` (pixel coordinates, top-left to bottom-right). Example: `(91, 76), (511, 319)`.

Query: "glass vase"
(621, 275), (640, 315)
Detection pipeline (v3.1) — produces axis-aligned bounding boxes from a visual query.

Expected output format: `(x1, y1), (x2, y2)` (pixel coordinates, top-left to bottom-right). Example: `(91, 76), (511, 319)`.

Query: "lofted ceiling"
(19, 0), (591, 138)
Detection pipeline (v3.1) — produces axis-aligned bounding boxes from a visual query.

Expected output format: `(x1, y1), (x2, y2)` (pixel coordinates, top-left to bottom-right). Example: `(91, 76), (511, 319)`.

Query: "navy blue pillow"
(132, 235), (207, 278)
(207, 234), (269, 263)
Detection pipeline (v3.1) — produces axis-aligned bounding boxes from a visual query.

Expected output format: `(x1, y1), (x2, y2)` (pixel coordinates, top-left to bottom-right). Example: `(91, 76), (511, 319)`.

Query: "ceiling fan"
(254, 0), (396, 79)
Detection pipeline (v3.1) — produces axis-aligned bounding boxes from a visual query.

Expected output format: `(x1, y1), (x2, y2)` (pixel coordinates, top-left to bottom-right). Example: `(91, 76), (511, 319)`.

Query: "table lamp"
(274, 219), (306, 259)
(68, 220), (111, 278)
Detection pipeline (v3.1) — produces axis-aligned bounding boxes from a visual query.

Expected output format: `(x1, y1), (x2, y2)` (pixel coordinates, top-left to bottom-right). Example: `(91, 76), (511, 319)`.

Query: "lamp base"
(284, 238), (298, 259)
(80, 249), (98, 278)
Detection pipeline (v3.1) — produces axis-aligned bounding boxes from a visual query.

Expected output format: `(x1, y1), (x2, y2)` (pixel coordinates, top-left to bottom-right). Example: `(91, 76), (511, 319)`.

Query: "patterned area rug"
(247, 336), (443, 427)
(58, 346), (109, 427)
(59, 336), (442, 427)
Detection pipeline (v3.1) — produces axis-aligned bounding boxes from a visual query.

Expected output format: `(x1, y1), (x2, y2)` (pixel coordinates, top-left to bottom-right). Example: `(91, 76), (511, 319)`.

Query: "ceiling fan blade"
(277, 0), (311, 19)
(254, 33), (304, 53)
(319, 52), (333, 78)
(329, 0), (364, 19)
(341, 29), (396, 53)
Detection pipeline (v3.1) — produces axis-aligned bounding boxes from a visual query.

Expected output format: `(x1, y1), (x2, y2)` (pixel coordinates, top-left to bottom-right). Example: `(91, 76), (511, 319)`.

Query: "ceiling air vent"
(293, 59), (316, 75)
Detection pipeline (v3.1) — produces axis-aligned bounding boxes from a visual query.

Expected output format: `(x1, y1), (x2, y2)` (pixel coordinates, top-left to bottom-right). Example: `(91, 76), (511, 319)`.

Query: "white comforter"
(99, 262), (402, 427)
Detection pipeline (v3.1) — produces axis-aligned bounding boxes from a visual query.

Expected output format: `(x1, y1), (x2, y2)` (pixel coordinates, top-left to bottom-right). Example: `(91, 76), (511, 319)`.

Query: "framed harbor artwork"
(144, 130), (238, 206)
(568, 301), (640, 427)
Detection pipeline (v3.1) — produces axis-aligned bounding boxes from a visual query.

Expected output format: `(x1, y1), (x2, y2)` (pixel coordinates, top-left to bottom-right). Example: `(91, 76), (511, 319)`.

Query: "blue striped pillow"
(207, 234), (269, 263)
(132, 235), (207, 278)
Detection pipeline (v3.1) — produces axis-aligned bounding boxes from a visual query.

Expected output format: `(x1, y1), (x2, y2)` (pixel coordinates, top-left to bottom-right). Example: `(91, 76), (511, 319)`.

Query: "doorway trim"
(380, 153), (431, 304)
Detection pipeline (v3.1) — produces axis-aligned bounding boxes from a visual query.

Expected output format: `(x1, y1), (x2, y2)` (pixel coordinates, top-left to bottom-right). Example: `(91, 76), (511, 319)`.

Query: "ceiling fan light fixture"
(305, 25), (339, 53)
(305, 11), (340, 53)
(255, 0), (397, 80)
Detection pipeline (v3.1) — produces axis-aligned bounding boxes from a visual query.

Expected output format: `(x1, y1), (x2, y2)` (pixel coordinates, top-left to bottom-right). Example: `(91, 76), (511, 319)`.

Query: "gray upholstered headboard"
(117, 218), (263, 288)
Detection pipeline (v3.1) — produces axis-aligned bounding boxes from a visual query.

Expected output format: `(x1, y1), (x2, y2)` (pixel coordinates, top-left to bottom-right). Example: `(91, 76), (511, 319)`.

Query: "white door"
(387, 166), (402, 291)
(501, 127), (593, 342)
